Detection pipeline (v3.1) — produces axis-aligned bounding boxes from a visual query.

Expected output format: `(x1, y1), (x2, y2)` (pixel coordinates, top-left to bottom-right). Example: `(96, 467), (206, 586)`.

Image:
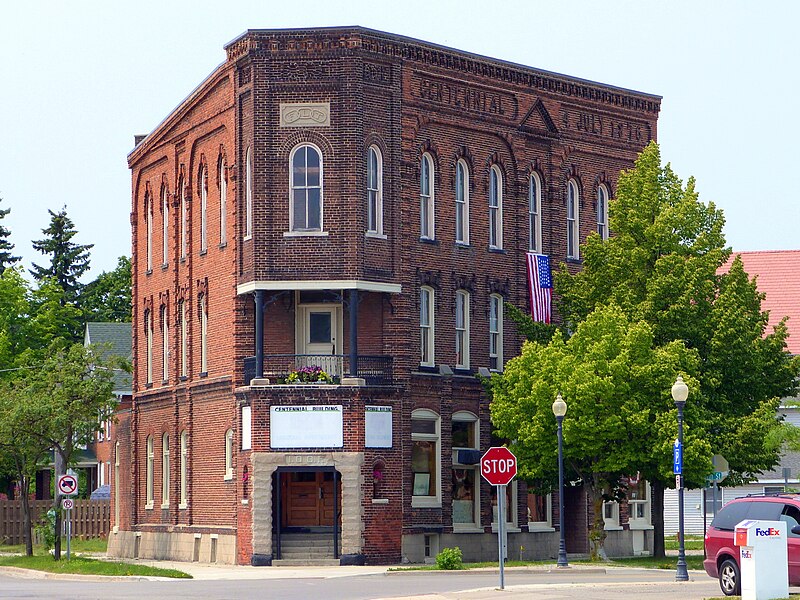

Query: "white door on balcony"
(297, 304), (343, 377)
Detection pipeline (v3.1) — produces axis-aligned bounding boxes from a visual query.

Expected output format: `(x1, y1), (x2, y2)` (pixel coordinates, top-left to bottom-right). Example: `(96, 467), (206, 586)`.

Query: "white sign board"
(57, 474), (78, 496)
(365, 406), (392, 448)
(62, 498), (74, 510)
(270, 405), (343, 448)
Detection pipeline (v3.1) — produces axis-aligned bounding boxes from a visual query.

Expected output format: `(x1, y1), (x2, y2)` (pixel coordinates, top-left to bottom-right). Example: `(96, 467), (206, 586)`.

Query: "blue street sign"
(673, 439), (682, 475)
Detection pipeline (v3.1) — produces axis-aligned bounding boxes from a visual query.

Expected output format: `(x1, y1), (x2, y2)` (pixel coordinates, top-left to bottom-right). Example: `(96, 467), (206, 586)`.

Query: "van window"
(711, 500), (782, 531)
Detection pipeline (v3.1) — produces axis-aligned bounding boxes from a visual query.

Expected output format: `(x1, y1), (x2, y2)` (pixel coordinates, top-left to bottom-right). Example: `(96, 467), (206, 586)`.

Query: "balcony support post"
(348, 289), (358, 378)
(254, 290), (265, 380)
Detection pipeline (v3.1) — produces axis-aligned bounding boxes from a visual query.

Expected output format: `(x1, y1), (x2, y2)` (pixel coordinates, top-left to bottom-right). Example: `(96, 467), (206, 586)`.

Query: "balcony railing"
(243, 354), (394, 387)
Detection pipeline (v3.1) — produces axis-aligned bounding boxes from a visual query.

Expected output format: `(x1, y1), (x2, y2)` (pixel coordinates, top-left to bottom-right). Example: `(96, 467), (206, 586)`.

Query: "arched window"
(489, 166), (503, 249)
(452, 411), (480, 529)
(199, 166), (208, 252)
(161, 433), (170, 507)
(144, 309), (153, 385)
(161, 185), (169, 266)
(219, 158), (227, 245)
(455, 160), (469, 244)
(224, 429), (234, 480)
(199, 294), (208, 374)
(180, 175), (187, 259)
(290, 144), (323, 231)
(245, 148), (253, 239)
(419, 286), (435, 366)
(179, 430), (188, 508)
(420, 153), (435, 239)
(489, 294), (503, 371)
(455, 290), (470, 369)
(145, 435), (154, 509)
(529, 173), (542, 252)
(366, 145), (383, 235)
(567, 179), (580, 259)
(411, 409), (441, 507)
(597, 184), (609, 240)
(145, 191), (152, 271)
(161, 305), (169, 383)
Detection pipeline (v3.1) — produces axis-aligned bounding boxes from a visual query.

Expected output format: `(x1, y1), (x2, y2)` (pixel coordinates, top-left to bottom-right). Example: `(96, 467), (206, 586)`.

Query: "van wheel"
(719, 558), (740, 596)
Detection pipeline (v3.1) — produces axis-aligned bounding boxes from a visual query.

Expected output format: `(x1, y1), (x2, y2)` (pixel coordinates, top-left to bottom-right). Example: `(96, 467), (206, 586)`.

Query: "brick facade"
(112, 26), (659, 566)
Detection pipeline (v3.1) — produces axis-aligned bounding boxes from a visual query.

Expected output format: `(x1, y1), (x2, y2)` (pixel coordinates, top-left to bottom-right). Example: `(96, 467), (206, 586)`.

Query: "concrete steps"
(274, 533), (341, 564)
(272, 558), (340, 567)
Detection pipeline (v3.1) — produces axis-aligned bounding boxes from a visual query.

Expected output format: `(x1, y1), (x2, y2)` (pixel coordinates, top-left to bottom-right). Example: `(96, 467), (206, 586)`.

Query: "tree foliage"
(0, 196), (20, 275)
(80, 256), (131, 323)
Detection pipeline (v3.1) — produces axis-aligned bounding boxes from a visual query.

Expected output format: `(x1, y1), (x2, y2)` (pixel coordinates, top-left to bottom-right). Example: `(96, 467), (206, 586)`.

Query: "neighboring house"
(664, 250), (800, 535)
(34, 322), (132, 500)
(111, 26), (661, 566)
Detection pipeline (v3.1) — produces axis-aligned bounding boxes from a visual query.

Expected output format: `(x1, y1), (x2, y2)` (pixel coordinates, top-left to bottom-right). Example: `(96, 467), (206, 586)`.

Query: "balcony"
(243, 354), (394, 387)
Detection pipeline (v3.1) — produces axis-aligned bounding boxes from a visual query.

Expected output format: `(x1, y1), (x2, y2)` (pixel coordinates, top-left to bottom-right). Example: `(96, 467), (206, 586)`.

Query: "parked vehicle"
(704, 494), (800, 595)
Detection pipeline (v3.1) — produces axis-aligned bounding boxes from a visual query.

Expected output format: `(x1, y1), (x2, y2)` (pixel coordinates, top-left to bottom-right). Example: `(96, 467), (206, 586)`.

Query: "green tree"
(30, 207), (93, 306)
(552, 141), (799, 557)
(491, 304), (708, 559)
(12, 343), (122, 559)
(0, 267), (32, 371)
(0, 196), (20, 275)
(80, 256), (132, 322)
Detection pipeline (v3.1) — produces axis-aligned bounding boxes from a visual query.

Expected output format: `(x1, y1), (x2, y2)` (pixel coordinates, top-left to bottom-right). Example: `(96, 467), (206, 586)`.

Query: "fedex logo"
(741, 549), (753, 559)
(755, 527), (781, 537)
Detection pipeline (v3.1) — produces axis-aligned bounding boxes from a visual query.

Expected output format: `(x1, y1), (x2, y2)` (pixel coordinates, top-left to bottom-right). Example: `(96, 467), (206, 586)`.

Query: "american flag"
(526, 253), (552, 323)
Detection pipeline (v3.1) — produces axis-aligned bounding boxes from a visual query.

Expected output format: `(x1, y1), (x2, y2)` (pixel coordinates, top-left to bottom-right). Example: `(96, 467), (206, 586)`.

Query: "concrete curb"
(0, 565), (173, 582)
(386, 566), (608, 576)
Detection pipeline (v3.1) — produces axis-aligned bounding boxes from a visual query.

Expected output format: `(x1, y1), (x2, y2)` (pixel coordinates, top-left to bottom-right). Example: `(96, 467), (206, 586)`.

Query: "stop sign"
(480, 446), (517, 486)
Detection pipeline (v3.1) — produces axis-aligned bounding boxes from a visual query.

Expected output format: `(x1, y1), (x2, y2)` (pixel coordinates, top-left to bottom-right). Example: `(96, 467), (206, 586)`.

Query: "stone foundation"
(107, 529), (237, 564)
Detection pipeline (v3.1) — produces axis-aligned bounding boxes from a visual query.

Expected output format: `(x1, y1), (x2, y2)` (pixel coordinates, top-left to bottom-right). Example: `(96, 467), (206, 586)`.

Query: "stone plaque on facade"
(365, 405), (392, 448)
(279, 102), (330, 127)
(270, 405), (343, 448)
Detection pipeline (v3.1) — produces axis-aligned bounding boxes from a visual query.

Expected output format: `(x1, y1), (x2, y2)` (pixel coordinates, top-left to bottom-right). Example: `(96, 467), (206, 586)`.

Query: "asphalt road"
(0, 568), (731, 600)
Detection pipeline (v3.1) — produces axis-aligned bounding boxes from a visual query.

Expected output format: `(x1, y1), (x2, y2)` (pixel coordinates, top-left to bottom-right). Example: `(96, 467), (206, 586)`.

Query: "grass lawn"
(0, 537), (108, 556)
(0, 555), (191, 578)
(608, 555), (705, 571)
(391, 555), (707, 572)
(664, 534), (704, 551)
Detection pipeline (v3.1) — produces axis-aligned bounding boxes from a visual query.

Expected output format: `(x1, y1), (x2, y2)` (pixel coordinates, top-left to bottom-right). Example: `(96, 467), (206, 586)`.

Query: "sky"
(1, 0), (797, 280)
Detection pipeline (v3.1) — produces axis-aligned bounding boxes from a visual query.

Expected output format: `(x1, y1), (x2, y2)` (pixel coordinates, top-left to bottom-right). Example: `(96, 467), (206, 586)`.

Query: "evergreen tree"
(0, 196), (20, 275)
(81, 256), (132, 322)
(30, 207), (93, 304)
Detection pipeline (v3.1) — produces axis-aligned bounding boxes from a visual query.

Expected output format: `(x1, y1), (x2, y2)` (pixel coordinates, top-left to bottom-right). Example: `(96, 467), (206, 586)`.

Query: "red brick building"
(110, 27), (660, 565)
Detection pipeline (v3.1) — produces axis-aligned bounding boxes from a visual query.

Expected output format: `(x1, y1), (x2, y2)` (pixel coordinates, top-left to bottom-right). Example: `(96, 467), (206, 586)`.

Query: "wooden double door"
(281, 471), (340, 528)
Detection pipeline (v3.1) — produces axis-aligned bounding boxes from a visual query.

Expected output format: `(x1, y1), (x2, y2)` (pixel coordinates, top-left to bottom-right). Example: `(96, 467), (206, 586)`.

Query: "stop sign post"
(481, 447), (517, 590)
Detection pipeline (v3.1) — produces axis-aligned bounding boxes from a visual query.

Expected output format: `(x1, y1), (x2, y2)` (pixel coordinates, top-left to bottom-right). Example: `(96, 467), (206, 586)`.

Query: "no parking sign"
(57, 474), (78, 496)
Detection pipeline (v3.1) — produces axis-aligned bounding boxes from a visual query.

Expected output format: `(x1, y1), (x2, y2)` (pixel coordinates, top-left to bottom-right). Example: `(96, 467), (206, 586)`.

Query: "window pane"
(293, 190), (307, 228)
(309, 312), (332, 344)
(411, 419), (436, 435)
(293, 149), (306, 187)
(452, 420), (475, 448)
(307, 188), (321, 230)
(412, 440), (436, 495)
(452, 468), (475, 523)
(306, 148), (320, 187)
(527, 493), (548, 522)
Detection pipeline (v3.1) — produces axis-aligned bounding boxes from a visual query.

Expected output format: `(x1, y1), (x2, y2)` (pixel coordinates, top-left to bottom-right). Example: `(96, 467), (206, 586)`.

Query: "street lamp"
(672, 375), (689, 582)
(552, 393), (569, 568)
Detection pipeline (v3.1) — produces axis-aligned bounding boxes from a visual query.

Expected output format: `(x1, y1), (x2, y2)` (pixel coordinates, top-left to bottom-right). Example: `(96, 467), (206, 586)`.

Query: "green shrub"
(436, 546), (463, 570)
(34, 509), (57, 552)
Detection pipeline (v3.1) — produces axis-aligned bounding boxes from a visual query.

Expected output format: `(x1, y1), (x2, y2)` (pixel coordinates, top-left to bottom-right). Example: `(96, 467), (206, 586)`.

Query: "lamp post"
(552, 393), (569, 568)
(672, 375), (689, 582)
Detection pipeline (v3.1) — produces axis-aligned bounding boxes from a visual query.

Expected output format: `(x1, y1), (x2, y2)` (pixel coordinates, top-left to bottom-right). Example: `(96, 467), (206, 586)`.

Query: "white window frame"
(289, 144), (324, 232)
(455, 290), (470, 369)
(178, 300), (187, 378)
(145, 435), (154, 509)
(529, 173), (542, 252)
(597, 184), (609, 240)
(489, 294), (503, 371)
(180, 176), (187, 259)
(179, 430), (188, 509)
(200, 166), (208, 252)
(161, 305), (169, 383)
(366, 145), (383, 236)
(489, 166), (503, 249)
(145, 192), (152, 271)
(161, 185), (169, 266)
(603, 500), (621, 530)
(452, 411), (480, 531)
(455, 160), (469, 245)
(161, 433), (170, 508)
(627, 480), (652, 529)
(492, 480), (519, 531)
(527, 491), (553, 530)
(145, 310), (153, 385)
(420, 153), (435, 240)
(245, 148), (253, 240)
(567, 179), (580, 259)
(219, 158), (227, 245)
(199, 294), (208, 374)
(241, 405), (252, 451)
(411, 409), (441, 508)
(419, 286), (435, 367)
(224, 429), (234, 480)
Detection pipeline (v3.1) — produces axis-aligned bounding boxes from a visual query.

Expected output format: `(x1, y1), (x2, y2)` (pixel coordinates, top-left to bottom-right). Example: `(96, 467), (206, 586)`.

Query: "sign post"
(57, 474), (78, 560)
(481, 447), (517, 590)
(705, 455), (729, 518)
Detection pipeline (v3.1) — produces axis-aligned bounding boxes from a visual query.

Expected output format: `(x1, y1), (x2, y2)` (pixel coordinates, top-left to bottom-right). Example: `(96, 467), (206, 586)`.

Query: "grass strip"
(0, 555), (191, 578)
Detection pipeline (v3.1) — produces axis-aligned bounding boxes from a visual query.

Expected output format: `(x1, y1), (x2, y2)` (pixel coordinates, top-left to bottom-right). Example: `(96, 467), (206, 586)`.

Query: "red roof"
(720, 250), (800, 355)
